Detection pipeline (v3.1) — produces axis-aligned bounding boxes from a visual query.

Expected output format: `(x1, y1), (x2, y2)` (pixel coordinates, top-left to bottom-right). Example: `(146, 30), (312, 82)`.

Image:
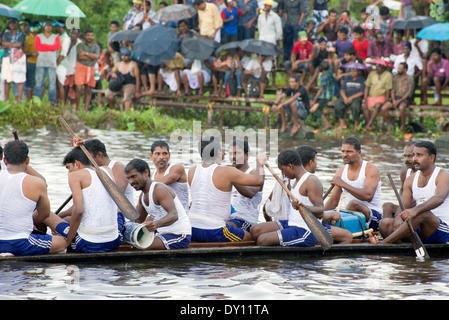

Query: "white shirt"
(257, 11), (282, 45)
(393, 53), (422, 76)
(244, 58), (272, 79)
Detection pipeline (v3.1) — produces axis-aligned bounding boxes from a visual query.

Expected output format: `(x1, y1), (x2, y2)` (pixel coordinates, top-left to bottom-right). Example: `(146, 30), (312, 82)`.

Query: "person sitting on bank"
(43, 147), (124, 253)
(0, 141), (67, 256)
(283, 31), (314, 85)
(240, 54), (272, 99)
(125, 158), (192, 250)
(421, 48), (449, 106)
(187, 136), (265, 243)
(272, 74), (310, 137)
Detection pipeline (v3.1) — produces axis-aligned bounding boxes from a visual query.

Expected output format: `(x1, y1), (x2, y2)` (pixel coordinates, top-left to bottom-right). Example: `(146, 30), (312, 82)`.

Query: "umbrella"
(13, 0), (86, 18)
(108, 30), (141, 42)
(153, 4), (196, 21)
(133, 24), (179, 66)
(180, 37), (219, 60)
(215, 40), (241, 56)
(340, 62), (369, 70)
(393, 16), (436, 30)
(0, 4), (23, 19)
(417, 23), (449, 41)
(238, 39), (282, 56)
(366, 58), (394, 68)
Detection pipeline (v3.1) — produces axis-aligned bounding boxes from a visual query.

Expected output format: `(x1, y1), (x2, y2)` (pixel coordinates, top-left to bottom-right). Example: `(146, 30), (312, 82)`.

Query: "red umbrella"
(367, 58), (394, 68)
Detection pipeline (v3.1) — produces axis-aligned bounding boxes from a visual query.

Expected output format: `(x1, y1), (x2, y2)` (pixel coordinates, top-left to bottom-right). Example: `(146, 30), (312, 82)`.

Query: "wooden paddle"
(322, 184), (334, 200)
(58, 116), (140, 221)
(264, 162), (333, 251)
(387, 173), (430, 259)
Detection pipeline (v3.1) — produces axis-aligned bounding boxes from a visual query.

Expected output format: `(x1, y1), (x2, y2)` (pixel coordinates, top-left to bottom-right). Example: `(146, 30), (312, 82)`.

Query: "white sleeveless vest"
(230, 168), (262, 225)
(108, 160), (135, 205)
(288, 172), (314, 230)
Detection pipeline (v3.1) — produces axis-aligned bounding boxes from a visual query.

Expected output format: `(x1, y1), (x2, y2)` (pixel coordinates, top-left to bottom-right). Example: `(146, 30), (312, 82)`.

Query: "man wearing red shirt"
(352, 26), (370, 61)
(283, 31), (313, 84)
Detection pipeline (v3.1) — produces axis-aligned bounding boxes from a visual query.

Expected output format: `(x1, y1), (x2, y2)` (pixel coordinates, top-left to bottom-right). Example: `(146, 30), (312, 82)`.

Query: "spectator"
(55, 20), (71, 104)
(333, 67), (365, 132)
(105, 47), (140, 111)
(282, 0), (307, 61)
(393, 42), (422, 78)
(1, 19), (26, 102)
(211, 51), (232, 96)
(75, 29), (100, 111)
(381, 62), (414, 133)
(378, 6), (396, 42)
(177, 19), (198, 40)
(157, 52), (184, 96)
(224, 49), (244, 96)
(272, 74), (310, 136)
(257, 0), (282, 45)
(241, 55), (272, 98)
(308, 36), (329, 80)
(399, 0), (416, 19)
(221, 0), (243, 44)
(182, 59), (213, 96)
(352, 25), (370, 61)
(392, 29), (404, 58)
(338, 10), (358, 40)
(194, 0), (224, 42)
(20, 19), (37, 101)
(316, 8), (338, 43)
(283, 31), (313, 85)
(309, 0), (329, 26)
(34, 20), (60, 105)
(305, 18), (318, 44)
(335, 26), (354, 59)
(132, 0), (158, 30)
(367, 32), (393, 59)
(362, 62), (393, 131)
(422, 48), (449, 106)
(123, 0), (143, 30)
(64, 28), (81, 103)
(335, 47), (363, 83)
(236, 0), (258, 41)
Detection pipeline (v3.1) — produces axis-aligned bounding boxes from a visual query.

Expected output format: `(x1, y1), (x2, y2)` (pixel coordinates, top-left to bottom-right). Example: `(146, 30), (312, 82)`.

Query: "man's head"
(70, 28), (80, 42)
(403, 42), (411, 56)
(229, 138), (249, 168)
(199, 136), (222, 163)
(178, 20), (189, 33)
(125, 158), (151, 191)
(264, 0), (273, 12)
(3, 140), (29, 166)
(84, 28), (95, 44)
(403, 141), (416, 169)
(150, 140), (170, 169)
(296, 145), (317, 173)
(338, 26), (349, 41)
(397, 62), (408, 76)
(120, 47), (132, 62)
(193, 0), (207, 10)
(43, 20), (53, 33)
(353, 26), (365, 42)
(350, 67), (361, 78)
(343, 47), (356, 62)
(341, 137), (361, 165)
(8, 19), (18, 31)
(277, 149), (303, 179)
(110, 20), (120, 33)
(62, 148), (91, 172)
(289, 74), (301, 90)
(379, 6), (390, 20)
(413, 141), (437, 170)
(84, 139), (108, 162)
(430, 48), (442, 64)
(19, 19), (30, 33)
(329, 9), (337, 22)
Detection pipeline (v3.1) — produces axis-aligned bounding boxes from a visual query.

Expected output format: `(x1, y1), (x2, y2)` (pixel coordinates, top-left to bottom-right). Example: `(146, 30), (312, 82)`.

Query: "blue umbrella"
(0, 4), (23, 19)
(133, 24), (179, 66)
(417, 23), (449, 41)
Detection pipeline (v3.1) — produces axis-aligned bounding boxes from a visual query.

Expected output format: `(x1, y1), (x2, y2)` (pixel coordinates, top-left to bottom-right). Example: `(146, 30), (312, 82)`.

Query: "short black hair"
(290, 74), (301, 82)
(85, 28), (94, 34)
(329, 9), (337, 15)
(379, 6), (389, 15)
(399, 62), (408, 70)
(193, 0), (205, 6)
(342, 137), (361, 151)
(353, 26), (364, 35)
(339, 25), (349, 34)
(199, 136), (221, 161)
(63, 148), (91, 166)
(344, 46), (356, 55)
(110, 20), (120, 27)
(151, 140), (170, 153)
(84, 139), (108, 157)
(278, 149), (302, 167)
(296, 145), (317, 167)
(231, 138), (249, 154)
(125, 158), (151, 174)
(4, 140), (29, 165)
(414, 141), (437, 162)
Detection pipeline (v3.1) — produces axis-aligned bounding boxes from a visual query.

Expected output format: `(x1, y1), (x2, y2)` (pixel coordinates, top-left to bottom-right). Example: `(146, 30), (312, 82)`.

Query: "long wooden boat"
(2, 241), (449, 264)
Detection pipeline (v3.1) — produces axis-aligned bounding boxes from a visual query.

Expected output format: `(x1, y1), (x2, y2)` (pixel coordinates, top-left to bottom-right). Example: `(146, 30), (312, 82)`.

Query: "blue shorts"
(368, 209), (383, 231)
(55, 212), (125, 253)
(0, 233), (53, 256)
(157, 233), (191, 249)
(191, 225), (246, 242)
(417, 219), (449, 244)
(275, 220), (331, 247)
(227, 218), (253, 232)
(285, 100), (309, 120)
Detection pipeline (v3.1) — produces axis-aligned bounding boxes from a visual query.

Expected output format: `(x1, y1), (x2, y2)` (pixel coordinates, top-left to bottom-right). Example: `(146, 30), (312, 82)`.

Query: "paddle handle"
(322, 184), (334, 200)
(352, 228), (373, 238)
(336, 192), (344, 214)
(55, 195), (73, 215)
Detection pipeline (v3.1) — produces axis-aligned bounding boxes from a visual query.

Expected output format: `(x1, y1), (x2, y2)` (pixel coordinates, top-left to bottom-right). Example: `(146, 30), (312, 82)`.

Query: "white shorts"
(182, 69), (211, 89)
(1, 57), (26, 83)
(56, 64), (67, 85)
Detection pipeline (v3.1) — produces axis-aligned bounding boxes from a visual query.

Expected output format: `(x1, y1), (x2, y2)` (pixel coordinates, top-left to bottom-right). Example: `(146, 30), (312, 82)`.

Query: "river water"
(1, 123), (449, 301)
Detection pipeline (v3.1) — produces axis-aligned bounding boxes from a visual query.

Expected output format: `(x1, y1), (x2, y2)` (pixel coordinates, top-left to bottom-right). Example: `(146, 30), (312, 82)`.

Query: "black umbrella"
(393, 15), (436, 30)
(108, 30), (141, 42)
(238, 39), (281, 56)
(133, 24), (179, 66)
(180, 37), (219, 60)
(154, 4), (196, 21)
(215, 40), (241, 56)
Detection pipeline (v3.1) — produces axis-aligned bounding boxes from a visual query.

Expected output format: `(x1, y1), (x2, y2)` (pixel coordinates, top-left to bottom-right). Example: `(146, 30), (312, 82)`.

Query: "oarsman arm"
(292, 174), (324, 219)
(111, 161), (131, 194)
(226, 153), (266, 187)
(22, 175), (51, 225)
(400, 170), (449, 221)
(154, 164), (186, 185)
(135, 193), (150, 223)
(331, 163), (380, 202)
(65, 170), (86, 246)
(143, 184), (179, 232)
(324, 167), (344, 211)
(233, 169), (264, 198)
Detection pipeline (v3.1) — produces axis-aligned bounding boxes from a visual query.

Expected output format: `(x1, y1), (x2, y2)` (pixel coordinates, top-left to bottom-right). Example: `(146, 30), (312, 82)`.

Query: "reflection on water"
(1, 124), (449, 300)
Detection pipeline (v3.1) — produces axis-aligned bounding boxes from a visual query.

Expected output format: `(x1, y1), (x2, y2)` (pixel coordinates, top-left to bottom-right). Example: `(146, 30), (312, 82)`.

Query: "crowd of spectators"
(0, 0), (448, 133)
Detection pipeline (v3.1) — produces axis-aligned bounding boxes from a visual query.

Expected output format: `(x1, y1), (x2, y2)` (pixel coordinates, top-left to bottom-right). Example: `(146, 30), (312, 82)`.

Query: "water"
(1, 124), (449, 301)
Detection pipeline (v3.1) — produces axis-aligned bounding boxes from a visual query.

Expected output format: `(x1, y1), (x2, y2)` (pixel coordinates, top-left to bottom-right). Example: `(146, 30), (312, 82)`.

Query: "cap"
(264, 0), (273, 6)
(121, 47), (132, 56)
(298, 30), (307, 40)
(133, 0), (142, 3)
(43, 20), (53, 26)
(53, 20), (65, 27)
(19, 20), (29, 25)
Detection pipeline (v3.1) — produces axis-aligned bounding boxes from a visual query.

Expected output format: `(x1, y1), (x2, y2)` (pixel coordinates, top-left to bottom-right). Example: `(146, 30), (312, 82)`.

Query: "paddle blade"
(410, 230), (430, 260)
(298, 206), (333, 251)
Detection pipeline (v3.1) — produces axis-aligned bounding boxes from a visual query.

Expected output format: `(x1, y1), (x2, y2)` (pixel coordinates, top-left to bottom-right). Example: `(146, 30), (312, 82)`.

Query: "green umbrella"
(13, 0), (86, 18)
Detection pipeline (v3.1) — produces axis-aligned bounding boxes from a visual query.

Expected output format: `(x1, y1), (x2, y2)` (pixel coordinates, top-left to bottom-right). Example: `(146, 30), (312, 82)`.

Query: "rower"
(0, 140), (67, 256)
(250, 149), (353, 246)
(187, 136), (265, 243)
(382, 141), (417, 220)
(43, 147), (124, 253)
(227, 139), (264, 232)
(125, 158), (191, 250)
(380, 141), (449, 244)
(295, 145), (318, 173)
(324, 137), (383, 231)
(149, 140), (189, 213)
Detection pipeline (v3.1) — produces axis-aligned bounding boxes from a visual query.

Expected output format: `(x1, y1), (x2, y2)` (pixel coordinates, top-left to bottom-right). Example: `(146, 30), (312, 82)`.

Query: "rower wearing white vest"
(188, 136), (265, 243)
(227, 139), (263, 231)
(150, 140), (189, 213)
(0, 141), (67, 256)
(125, 158), (191, 250)
(251, 149), (352, 246)
(325, 137), (383, 231)
(43, 147), (124, 253)
(381, 141), (449, 244)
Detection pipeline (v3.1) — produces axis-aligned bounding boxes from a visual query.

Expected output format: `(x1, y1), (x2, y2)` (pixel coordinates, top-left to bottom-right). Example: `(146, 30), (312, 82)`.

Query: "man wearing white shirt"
(257, 0), (282, 45)
(128, 0), (158, 30)
(393, 42), (422, 77)
(241, 55), (272, 98)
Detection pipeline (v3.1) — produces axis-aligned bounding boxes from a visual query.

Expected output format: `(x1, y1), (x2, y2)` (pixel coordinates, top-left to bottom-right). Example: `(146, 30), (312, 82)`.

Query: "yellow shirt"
(197, 3), (223, 38)
(365, 70), (393, 97)
(24, 33), (37, 64)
